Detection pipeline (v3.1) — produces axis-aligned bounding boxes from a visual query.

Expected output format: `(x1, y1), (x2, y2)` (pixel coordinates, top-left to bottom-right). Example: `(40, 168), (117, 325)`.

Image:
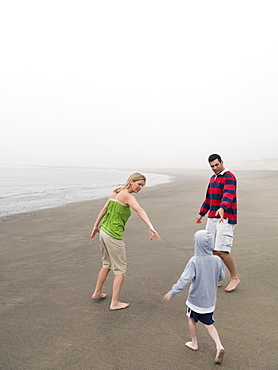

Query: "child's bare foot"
(92, 293), (107, 300)
(110, 302), (129, 311)
(225, 277), (240, 292)
(214, 348), (225, 364)
(185, 341), (198, 351)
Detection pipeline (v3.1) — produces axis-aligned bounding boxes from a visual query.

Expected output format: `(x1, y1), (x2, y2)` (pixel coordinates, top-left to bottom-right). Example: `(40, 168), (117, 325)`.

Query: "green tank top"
(100, 199), (131, 240)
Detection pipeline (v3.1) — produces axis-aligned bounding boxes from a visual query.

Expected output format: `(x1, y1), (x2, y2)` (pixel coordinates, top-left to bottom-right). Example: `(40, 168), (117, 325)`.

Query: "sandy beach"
(1, 169), (278, 370)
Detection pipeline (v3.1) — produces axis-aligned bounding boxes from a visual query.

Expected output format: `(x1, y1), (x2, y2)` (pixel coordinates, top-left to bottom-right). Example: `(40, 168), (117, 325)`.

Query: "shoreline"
(0, 167), (174, 220)
(2, 167), (277, 223)
(0, 172), (178, 223)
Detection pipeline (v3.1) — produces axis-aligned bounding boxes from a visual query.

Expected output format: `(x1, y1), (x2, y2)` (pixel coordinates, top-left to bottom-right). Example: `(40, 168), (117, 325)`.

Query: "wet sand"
(1, 169), (278, 369)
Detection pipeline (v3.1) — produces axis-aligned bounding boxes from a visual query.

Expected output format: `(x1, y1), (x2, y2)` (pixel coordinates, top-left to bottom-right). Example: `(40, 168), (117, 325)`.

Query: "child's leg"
(185, 317), (198, 350)
(204, 324), (225, 364)
(204, 324), (224, 350)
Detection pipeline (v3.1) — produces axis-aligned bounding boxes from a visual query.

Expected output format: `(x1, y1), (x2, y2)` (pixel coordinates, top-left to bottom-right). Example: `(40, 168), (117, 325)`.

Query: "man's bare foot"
(92, 293), (107, 300)
(225, 277), (240, 292)
(110, 302), (130, 311)
(214, 348), (225, 364)
(185, 341), (198, 351)
(218, 281), (223, 287)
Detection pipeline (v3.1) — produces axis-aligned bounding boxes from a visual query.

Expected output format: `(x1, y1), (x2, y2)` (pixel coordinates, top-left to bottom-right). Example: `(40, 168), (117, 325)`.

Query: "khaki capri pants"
(99, 229), (127, 275)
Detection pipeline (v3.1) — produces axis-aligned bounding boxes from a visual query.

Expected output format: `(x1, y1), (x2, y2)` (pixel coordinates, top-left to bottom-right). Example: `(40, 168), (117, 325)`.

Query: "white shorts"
(205, 218), (235, 253)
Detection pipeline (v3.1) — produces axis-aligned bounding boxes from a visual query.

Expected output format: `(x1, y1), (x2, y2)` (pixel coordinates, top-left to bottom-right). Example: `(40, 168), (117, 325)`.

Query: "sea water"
(0, 166), (173, 218)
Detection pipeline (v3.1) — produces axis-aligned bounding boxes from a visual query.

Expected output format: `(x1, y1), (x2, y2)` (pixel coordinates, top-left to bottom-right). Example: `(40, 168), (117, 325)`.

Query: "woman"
(90, 172), (161, 311)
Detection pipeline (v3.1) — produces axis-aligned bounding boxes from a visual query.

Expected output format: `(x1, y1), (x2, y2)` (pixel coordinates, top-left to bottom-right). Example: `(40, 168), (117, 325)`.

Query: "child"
(164, 230), (226, 364)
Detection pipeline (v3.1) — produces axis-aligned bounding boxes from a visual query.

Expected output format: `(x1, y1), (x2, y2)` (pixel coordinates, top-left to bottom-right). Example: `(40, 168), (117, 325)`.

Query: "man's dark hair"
(208, 154), (222, 163)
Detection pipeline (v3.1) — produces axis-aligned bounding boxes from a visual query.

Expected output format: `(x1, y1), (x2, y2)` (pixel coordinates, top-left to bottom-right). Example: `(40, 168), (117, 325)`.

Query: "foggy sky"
(1, 1), (278, 169)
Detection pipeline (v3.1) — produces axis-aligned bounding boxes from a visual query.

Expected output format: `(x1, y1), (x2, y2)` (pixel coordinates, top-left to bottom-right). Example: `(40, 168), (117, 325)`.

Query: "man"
(195, 154), (240, 292)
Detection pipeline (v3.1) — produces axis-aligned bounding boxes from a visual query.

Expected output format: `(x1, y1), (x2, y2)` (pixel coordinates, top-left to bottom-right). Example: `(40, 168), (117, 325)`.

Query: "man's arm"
(215, 207), (225, 222)
(196, 184), (210, 223)
(219, 174), (236, 211)
(195, 214), (203, 224)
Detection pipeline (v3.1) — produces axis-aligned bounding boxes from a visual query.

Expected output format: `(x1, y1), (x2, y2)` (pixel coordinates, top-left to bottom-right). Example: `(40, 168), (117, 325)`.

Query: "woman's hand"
(163, 293), (171, 302)
(149, 228), (161, 241)
(90, 227), (99, 239)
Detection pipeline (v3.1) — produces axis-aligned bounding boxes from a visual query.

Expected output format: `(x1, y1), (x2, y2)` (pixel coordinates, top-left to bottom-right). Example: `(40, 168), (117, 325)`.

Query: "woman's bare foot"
(110, 302), (130, 311)
(218, 281), (223, 287)
(185, 341), (198, 351)
(225, 277), (240, 292)
(214, 348), (225, 364)
(92, 293), (107, 300)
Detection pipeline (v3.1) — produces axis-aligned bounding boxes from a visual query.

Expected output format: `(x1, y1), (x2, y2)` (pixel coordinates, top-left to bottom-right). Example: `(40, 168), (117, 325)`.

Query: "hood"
(193, 230), (214, 256)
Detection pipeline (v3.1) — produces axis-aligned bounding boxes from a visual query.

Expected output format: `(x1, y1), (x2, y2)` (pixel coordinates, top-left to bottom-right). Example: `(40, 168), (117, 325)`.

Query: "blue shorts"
(186, 307), (214, 325)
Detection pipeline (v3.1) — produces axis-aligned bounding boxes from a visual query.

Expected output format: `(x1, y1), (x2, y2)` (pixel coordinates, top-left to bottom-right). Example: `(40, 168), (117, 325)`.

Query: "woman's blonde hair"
(114, 172), (146, 194)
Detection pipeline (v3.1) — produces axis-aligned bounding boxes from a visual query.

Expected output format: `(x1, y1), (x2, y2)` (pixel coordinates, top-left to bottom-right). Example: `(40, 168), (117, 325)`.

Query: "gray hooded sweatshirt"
(168, 230), (225, 313)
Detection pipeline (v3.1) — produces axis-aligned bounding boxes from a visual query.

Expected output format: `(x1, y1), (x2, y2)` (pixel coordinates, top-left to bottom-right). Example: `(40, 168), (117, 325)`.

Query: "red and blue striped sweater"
(199, 170), (237, 225)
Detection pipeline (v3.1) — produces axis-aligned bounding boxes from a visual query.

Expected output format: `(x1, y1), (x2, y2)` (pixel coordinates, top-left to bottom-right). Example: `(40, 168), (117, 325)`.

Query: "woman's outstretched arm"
(123, 193), (161, 241)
